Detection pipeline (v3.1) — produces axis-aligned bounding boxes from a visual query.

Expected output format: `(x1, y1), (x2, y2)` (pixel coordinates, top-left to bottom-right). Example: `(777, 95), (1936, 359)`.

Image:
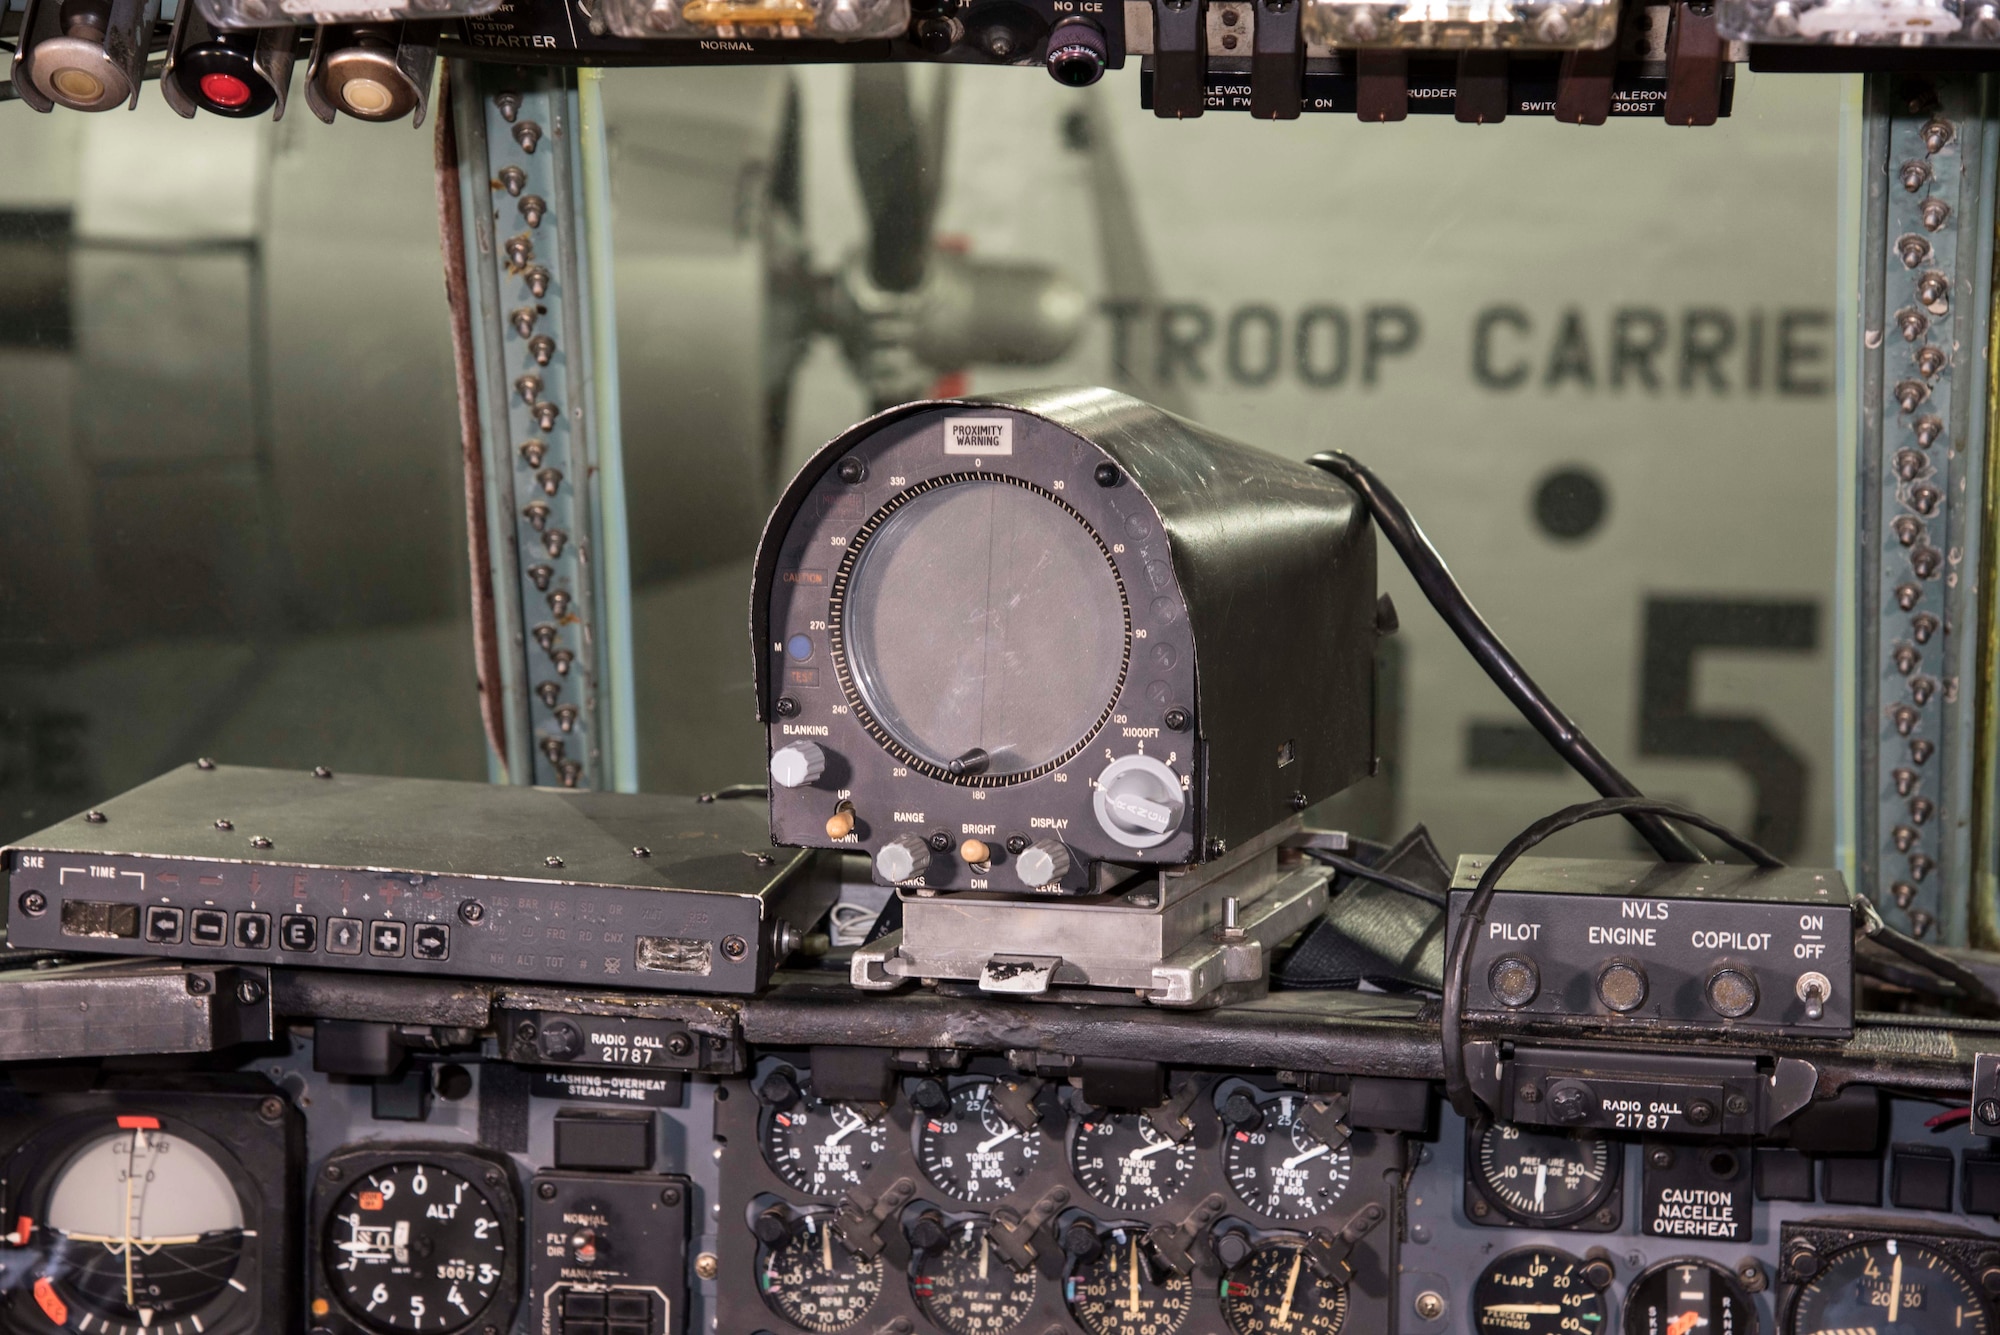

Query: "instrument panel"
(0, 1036), (1990, 1335)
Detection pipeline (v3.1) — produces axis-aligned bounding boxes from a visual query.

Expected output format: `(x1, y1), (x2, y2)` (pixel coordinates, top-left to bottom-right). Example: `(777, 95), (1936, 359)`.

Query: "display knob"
(1015, 839), (1071, 889)
(875, 834), (933, 884)
(770, 741), (827, 789)
(1091, 754), (1187, 849)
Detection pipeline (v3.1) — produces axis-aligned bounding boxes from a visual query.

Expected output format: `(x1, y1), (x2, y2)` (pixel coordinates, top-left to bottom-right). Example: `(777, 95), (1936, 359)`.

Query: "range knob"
(1091, 754), (1187, 849)
(874, 834), (933, 885)
(769, 741), (827, 789)
(1015, 839), (1071, 889)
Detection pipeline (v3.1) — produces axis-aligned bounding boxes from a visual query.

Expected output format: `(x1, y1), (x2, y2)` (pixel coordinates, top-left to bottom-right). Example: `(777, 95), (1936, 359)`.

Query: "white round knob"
(875, 834), (933, 884)
(769, 742), (827, 789)
(1092, 754), (1187, 849)
(1016, 839), (1071, 889)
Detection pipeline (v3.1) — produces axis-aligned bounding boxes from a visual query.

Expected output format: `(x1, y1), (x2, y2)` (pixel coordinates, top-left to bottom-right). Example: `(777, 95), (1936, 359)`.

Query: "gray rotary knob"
(1015, 839), (1071, 889)
(769, 741), (827, 789)
(874, 833), (933, 885)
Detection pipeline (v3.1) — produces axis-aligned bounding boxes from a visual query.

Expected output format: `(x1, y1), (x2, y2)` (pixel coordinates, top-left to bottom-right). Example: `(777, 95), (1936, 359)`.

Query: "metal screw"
(1164, 707), (1190, 731)
(1896, 379), (1928, 412)
(1649, 1147), (1675, 1169)
(632, 846), (651, 858)
(237, 977), (264, 1004)
(1414, 1291), (1446, 1321)
(17, 892), (46, 917)
(494, 90), (521, 121)
(514, 120), (543, 153)
(694, 1252), (720, 1280)
(497, 163), (526, 196)
(775, 696), (800, 718)
(1724, 1093), (1750, 1116)
(525, 266), (552, 298)
(1916, 414), (1944, 447)
(1916, 346), (1947, 377)
(1205, 837), (1229, 858)
(85, 809), (106, 823)
(215, 818), (234, 831)
(185, 973), (212, 995)
(484, 1169), (503, 1187)
(313, 765), (333, 779)
(259, 1095), (286, 1121)
(1898, 308), (1928, 341)
(511, 307), (539, 337)
(1094, 463), (1122, 487)
(1686, 1098), (1715, 1125)
(504, 234), (534, 266)
(528, 334), (556, 366)
(1518, 1083), (1541, 1104)
(1471, 1198), (1490, 1217)
(1738, 1259), (1767, 1293)
(1900, 235), (1933, 268)
(1901, 159), (1932, 191)
(1923, 118), (1954, 153)
(1919, 271), (1951, 306)
(1980, 1100), (2000, 1125)
(545, 855), (564, 868)
(459, 900), (485, 924)
(251, 836), (272, 849)
(516, 373), (543, 405)
(1594, 1206), (1618, 1227)
(324, 1163), (344, 1181)
(519, 194), (546, 227)
(538, 1181), (558, 1199)
(722, 935), (748, 960)
(660, 1185), (682, 1205)
(836, 457), (867, 484)
(197, 757), (217, 770)
(667, 1032), (693, 1056)
(1922, 198), (1952, 231)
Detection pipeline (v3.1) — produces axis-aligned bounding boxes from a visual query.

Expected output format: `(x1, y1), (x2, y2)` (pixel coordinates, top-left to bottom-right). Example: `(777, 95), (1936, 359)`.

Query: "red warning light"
(32, 1277), (67, 1325)
(199, 72), (253, 108)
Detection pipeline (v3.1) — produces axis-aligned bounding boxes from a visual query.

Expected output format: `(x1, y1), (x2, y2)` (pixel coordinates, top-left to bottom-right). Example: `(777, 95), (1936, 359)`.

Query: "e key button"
(280, 914), (317, 952)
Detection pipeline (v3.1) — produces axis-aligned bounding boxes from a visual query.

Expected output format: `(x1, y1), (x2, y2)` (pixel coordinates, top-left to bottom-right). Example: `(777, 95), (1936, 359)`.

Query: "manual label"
(945, 418), (1013, 455)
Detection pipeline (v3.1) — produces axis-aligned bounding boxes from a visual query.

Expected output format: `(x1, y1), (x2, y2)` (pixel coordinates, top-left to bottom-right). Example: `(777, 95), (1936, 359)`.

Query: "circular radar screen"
(916, 1080), (1042, 1203)
(835, 473), (1131, 784)
(324, 1162), (508, 1333)
(911, 1219), (1038, 1335)
(1788, 1239), (1992, 1335)
(1627, 1259), (1756, 1335)
(1473, 1123), (1616, 1227)
(1066, 1228), (1192, 1335)
(1071, 1113), (1196, 1210)
(41, 1125), (248, 1332)
(762, 1099), (890, 1197)
(1475, 1248), (1610, 1335)
(1224, 1094), (1354, 1221)
(1221, 1242), (1349, 1335)
(758, 1214), (883, 1332)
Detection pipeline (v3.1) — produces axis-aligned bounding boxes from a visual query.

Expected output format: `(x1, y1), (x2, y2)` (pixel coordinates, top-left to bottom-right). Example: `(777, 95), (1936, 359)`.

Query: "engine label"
(943, 418), (1014, 455)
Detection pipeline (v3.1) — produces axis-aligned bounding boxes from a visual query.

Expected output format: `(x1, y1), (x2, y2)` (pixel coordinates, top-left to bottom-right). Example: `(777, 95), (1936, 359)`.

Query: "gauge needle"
(980, 1232), (990, 1282)
(124, 1127), (138, 1311)
(821, 1220), (832, 1272)
(1488, 1306), (1565, 1315)
(1889, 1253), (1903, 1324)
(1282, 1143), (1331, 1172)
(977, 1126), (1020, 1153)
(826, 1106), (863, 1148)
(1128, 1241), (1140, 1316)
(1278, 1248), (1303, 1327)
(66, 1233), (203, 1247)
(1534, 1165), (1547, 1213)
(1127, 1141), (1177, 1163)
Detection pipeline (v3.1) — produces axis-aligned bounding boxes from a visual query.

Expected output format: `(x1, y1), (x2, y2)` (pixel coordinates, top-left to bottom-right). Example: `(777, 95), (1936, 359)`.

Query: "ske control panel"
(1448, 855), (1854, 1037)
(1, 764), (835, 994)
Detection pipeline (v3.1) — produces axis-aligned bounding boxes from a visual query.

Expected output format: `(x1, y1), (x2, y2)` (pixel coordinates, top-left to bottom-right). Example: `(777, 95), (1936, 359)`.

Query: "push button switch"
(369, 921), (407, 957)
(190, 909), (228, 946)
(412, 923), (449, 961)
(280, 914), (317, 952)
(325, 917), (364, 955)
(233, 911), (270, 949)
(144, 906), (184, 944)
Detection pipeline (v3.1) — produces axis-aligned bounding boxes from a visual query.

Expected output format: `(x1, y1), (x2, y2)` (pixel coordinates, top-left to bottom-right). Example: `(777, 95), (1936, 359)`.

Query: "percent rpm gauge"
(911, 1220), (1037, 1335)
(1221, 1241), (1348, 1335)
(1066, 1227), (1192, 1335)
(322, 1160), (511, 1334)
(758, 1214), (884, 1332)
(1474, 1248), (1610, 1335)
(1786, 1239), (1991, 1335)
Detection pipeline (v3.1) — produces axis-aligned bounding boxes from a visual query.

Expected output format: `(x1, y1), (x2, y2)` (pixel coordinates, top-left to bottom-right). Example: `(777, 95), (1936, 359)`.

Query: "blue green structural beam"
(452, 62), (637, 791)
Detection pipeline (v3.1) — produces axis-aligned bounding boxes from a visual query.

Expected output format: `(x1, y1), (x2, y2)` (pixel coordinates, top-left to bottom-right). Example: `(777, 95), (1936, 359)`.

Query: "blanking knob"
(1016, 839), (1072, 889)
(770, 741), (827, 789)
(875, 834), (933, 885)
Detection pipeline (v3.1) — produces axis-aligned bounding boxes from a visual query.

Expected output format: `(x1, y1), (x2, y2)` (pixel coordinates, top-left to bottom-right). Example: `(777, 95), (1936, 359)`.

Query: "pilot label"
(944, 418), (1013, 455)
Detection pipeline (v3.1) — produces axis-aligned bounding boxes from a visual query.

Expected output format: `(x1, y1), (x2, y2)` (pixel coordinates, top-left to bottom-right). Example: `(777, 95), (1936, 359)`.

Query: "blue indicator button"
(787, 633), (814, 662)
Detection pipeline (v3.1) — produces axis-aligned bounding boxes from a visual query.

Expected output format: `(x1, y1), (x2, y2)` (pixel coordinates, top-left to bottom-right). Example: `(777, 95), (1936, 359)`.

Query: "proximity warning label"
(944, 418), (1013, 456)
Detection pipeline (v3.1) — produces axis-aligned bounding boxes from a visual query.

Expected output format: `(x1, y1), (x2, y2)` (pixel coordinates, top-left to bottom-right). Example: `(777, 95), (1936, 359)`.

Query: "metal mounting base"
(850, 820), (1330, 1007)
